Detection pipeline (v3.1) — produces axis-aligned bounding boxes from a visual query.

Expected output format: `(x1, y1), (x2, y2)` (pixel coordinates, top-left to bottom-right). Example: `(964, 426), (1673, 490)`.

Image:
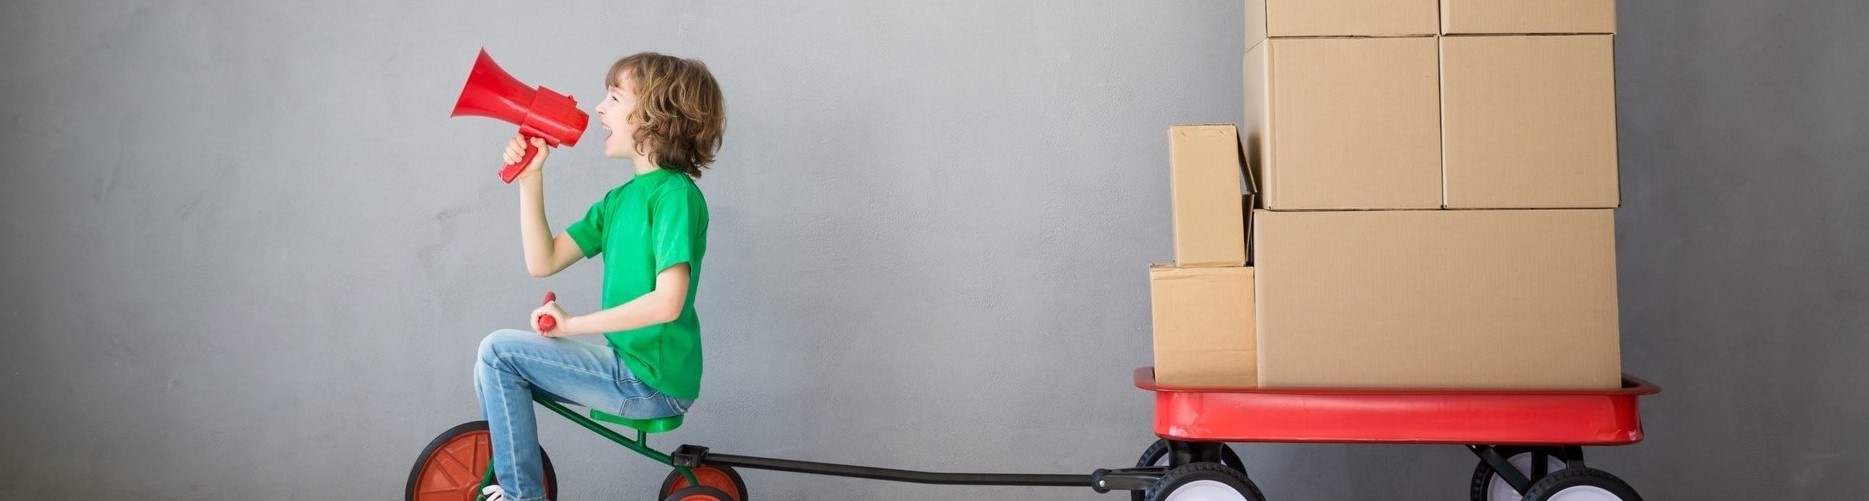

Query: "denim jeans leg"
(475, 329), (552, 501)
(474, 329), (689, 501)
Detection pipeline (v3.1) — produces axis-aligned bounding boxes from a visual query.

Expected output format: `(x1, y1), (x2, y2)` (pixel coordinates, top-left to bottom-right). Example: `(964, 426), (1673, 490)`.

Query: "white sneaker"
(480, 485), (506, 501)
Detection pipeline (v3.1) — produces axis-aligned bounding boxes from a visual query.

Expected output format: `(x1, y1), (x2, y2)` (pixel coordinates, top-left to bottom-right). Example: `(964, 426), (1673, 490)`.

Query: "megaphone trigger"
(500, 137), (543, 183)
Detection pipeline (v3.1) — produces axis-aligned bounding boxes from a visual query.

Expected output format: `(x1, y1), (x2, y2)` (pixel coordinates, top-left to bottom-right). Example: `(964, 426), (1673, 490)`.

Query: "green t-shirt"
(564, 167), (707, 399)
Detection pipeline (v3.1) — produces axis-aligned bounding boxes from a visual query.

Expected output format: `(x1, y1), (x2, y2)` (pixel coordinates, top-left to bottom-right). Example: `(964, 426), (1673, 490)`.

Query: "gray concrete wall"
(0, 0), (1861, 499)
(1605, 0), (1869, 498)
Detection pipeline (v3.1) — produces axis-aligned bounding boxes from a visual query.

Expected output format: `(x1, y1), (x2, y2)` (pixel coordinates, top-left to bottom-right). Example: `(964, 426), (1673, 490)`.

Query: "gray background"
(0, 0), (1861, 499)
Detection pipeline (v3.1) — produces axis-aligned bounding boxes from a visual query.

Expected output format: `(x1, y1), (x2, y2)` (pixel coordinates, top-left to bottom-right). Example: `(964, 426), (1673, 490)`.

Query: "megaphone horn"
(451, 48), (590, 183)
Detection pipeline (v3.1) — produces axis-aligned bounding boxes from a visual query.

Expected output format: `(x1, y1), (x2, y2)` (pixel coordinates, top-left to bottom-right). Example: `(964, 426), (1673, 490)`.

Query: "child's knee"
(477, 328), (534, 364)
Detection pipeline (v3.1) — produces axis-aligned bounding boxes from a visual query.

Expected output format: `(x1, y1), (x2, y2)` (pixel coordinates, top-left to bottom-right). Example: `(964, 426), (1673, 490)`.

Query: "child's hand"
(531, 300), (571, 337)
(503, 134), (550, 181)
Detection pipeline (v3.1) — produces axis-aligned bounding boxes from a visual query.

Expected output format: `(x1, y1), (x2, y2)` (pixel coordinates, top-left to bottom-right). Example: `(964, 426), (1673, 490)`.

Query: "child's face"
(594, 72), (641, 160)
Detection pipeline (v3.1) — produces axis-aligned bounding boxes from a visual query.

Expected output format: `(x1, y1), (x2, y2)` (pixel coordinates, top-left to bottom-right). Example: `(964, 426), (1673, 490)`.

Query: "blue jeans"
(475, 329), (693, 501)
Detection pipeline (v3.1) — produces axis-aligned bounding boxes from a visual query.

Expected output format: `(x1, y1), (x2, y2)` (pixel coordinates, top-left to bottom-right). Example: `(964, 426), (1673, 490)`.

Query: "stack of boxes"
(1151, 0), (1623, 390)
(1150, 125), (1256, 387)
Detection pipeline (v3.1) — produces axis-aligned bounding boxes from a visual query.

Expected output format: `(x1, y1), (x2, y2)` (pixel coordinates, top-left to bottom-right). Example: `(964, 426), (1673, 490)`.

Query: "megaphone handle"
(500, 135), (543, 184)
(537, 291), (558, 332)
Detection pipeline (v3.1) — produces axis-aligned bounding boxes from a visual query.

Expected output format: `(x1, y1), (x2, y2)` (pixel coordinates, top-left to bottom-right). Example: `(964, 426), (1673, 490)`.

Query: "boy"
(474, 52), (725, 501)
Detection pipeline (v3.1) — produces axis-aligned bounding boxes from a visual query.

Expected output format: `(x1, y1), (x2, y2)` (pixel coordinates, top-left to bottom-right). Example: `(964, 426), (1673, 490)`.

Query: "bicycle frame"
(474, 393), (700, 500)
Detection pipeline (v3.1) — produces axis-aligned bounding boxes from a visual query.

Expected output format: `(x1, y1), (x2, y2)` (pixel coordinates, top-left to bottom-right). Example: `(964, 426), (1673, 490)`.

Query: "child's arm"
(508, 135), (584, 278)
(544, 264), (690, 337)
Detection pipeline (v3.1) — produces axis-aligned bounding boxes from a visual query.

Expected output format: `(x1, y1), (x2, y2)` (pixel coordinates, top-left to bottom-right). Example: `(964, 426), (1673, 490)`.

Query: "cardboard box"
(1150, 265), (1256, 388)
(1442, 0), (1616, 35)
(1168, 125), (1247, 267)
(1252, 209), (1621, 389)
(1245, 37), (1442, 210)
(1246, 0), (1437, 42)
(1441, 35), (1620, 209)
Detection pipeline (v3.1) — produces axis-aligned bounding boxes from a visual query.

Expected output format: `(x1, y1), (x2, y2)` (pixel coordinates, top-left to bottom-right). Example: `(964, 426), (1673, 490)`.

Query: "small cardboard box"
(1245, 37), (1443, 210)
(1253, 209), (1621, 390)
(1168, 125), (1249, 267)
(1442, 0), (1616, 35)
(1441, 35), (1620, 209)
(1150, 265), (1256, 388)
(1246, 0), (1437, 42)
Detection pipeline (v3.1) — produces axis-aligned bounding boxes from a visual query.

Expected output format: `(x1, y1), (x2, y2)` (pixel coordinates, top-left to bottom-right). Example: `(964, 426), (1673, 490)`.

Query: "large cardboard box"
(1245, 37), (1442, 210)
(1150, 265), (1256, 387)
(1246, 0), (1436, 42)
(1442, 0), (1617, 35)
(1168, 125), (1247, 267)
(1252, 209), (1621, 389)
(1441, 35), (1620, 209)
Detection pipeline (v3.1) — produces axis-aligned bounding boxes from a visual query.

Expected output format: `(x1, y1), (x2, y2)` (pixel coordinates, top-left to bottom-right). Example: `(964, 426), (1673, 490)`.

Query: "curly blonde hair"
(607, 53), (725, 178)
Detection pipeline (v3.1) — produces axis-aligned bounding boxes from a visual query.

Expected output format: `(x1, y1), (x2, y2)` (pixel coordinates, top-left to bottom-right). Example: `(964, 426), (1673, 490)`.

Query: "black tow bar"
(671, 445), (1163, 493)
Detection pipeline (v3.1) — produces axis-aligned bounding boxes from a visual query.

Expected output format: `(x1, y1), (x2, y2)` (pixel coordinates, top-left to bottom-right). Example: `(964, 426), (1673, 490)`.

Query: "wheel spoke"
(442, 443), (485, 476)
(1531, 451), (1549, 483)
(435, 457), (467, 486)
(424, 434), (488, 493)
(419, 484), (466, 495)
(476, 435), (488, 470)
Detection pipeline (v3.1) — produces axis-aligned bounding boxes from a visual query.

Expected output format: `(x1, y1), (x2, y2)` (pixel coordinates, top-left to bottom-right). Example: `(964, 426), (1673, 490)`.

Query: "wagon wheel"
(1146, 462), (1266, 501)
(1469, 446), (1567, 501)
(1522, 468), (1642, 501)
(1134, 439), (1249, 501)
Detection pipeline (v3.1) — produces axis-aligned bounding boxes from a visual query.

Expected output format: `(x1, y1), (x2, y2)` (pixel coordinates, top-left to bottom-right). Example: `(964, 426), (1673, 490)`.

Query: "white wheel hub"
(1546, 485), (1623, 501)
(1162, 479), (1250, 501)
(1486, 452), (1566, 500)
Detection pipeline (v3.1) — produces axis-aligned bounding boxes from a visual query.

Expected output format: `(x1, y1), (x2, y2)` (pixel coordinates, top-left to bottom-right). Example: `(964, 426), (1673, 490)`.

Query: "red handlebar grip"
(537, 291), (557, 332)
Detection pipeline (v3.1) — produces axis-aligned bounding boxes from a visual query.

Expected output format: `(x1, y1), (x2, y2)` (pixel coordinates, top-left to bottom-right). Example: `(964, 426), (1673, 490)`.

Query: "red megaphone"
(452, 48), (590, 183)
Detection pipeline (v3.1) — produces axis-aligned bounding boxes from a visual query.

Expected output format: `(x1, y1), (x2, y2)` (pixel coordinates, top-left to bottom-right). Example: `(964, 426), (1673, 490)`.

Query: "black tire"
(1135, 439), (1247, 470)
(1469, 446), (1566, 501)
(1145, 462), (1266, 501)
(659, 465), (748, 501)
(664, 485), (736, 501)
(1522, 468), (1642, 501)
(1134, 440), (1249, 501)
(405, 420), (557, 501)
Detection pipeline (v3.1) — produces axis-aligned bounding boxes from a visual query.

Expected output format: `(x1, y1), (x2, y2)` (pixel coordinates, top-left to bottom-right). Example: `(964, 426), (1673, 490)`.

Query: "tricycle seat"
(588, 409), (684, 434)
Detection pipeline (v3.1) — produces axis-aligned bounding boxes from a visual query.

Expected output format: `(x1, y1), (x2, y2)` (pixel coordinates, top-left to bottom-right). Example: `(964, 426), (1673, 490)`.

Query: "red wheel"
(664, 486), (735, 501)
(405, 421), (558, 501)
(660, 465), (747, 501)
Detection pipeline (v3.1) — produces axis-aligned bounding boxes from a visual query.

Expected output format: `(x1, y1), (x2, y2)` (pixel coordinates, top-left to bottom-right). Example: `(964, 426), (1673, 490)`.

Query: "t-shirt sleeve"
(650, 187), (706, 273)
(564, 195), (609, 259)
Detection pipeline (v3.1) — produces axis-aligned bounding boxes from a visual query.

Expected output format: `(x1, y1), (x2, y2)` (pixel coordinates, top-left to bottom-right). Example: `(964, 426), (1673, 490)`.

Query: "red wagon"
(1126, 367), (1661, 501)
